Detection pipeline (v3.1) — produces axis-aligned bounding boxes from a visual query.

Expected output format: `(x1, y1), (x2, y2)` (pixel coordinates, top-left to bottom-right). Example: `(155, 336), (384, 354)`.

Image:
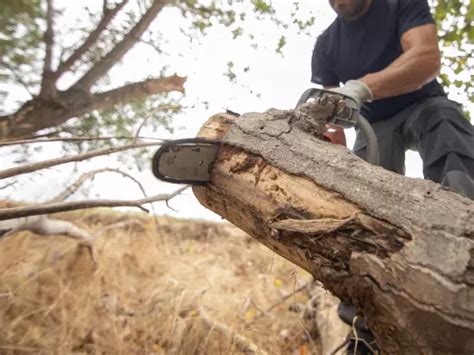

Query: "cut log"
(192, 100), (474, 354)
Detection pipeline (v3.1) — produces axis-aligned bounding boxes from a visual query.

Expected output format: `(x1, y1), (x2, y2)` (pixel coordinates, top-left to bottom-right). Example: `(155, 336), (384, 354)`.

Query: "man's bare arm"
(360, 23), (441, 100)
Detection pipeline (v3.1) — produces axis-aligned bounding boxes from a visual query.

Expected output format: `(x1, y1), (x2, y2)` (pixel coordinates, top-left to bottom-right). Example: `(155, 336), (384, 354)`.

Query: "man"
(312, 0), (474, 199)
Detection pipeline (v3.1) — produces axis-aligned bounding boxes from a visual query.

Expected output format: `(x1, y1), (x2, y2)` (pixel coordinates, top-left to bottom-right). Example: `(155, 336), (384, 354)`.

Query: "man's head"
(328, 0), (371, 21)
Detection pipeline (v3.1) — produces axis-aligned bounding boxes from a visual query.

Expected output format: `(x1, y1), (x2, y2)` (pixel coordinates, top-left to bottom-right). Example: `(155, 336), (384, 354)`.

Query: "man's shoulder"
(315, 20), (338, 48)
(321, 19), (339, 38)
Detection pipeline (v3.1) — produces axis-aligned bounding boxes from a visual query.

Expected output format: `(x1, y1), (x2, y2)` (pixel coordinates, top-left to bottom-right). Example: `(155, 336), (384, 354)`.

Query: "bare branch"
(0, 186), (189, 221)
(0, 181), (16, 190)
(24, 128), (72, 140)
(51, 167), (150, 202)
(0, 215), (93, 240)
(72, 0), (168, 91)
(39, 0), (56, 98)
(49, 168), (161, 223)
(133, 117), (150, 144)
(102, 0), (109, 14)
(89, 75), (186, 112)
(55, 0), (129, 77)
(0, 135), (165, 147)
(0, 141), (160, 180)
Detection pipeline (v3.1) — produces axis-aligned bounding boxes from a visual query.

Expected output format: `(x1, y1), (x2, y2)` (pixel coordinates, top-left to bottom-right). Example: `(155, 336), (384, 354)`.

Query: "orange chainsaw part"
(323, 124), (347, 146)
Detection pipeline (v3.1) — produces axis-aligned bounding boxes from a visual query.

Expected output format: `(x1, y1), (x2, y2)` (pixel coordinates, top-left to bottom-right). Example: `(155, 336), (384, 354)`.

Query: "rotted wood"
(192, 98), (474, 354)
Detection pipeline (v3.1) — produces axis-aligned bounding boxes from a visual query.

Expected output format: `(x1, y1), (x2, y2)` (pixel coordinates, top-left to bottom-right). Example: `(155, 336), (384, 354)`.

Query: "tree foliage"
(431, 0), (473, 105)
(0, 0), (44, 100)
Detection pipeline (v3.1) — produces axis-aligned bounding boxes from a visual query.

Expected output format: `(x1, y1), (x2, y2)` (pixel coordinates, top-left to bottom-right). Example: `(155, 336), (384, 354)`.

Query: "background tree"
(431, 0), (473, 113)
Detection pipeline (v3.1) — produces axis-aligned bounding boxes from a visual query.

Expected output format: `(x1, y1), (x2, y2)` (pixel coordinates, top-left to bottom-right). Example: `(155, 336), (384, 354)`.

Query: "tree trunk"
(191, 102), (474, 354)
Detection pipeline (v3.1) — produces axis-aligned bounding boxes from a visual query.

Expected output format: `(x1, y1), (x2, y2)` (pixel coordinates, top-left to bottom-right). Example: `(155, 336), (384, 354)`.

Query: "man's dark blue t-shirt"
(311, 0), (446, 123)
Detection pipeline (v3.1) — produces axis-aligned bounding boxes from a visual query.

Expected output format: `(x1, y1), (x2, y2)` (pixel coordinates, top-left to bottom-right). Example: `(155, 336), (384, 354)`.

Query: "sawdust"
(0, 208), (315, 354)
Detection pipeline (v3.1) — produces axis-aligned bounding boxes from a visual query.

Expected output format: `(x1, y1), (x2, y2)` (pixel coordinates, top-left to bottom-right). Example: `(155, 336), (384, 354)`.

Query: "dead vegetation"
(0, 208), (317, 354)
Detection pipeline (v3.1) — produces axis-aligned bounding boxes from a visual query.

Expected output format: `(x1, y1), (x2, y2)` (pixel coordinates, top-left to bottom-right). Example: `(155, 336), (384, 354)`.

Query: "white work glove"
(330, 80), (373, 107)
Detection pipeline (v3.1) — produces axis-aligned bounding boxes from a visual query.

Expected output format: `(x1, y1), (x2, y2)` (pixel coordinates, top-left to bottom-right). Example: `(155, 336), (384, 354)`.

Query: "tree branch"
(103, 0), (109, 14)
(55, 0), (129, 77)
(0, 215), (93, 240)
(72, 0), (168, 91)
(0, 181), (16, 190)
(133, 117), (150, 144)
(51, 167), (150, 202)
(0, 186), (189, 221)
(39, 0), (56, 98)
(0, 141), (160, 180)
(0, 135), (164, 147)
(89, 75), (186, 112)
(51, 167), (160, 223)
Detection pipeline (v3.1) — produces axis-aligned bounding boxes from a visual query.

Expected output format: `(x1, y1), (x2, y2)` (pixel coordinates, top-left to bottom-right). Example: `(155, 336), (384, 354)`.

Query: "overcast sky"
(1, 1), (471, 221)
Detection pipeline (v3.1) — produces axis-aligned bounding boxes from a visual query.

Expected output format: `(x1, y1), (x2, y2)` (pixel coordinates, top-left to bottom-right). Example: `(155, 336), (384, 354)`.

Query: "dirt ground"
(0, 208), (319, 354)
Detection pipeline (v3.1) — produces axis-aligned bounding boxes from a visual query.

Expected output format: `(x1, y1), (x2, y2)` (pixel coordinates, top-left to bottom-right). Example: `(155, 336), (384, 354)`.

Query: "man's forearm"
(360, 47), (440, 100)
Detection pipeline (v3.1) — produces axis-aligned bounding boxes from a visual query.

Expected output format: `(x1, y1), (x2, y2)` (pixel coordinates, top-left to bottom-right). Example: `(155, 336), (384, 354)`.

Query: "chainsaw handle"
(295, 88), (321, 108)
(356, 114), (379, 166)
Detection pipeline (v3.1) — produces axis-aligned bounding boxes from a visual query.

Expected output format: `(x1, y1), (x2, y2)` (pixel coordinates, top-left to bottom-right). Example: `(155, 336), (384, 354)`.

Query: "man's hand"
(330, 80), (373, 107)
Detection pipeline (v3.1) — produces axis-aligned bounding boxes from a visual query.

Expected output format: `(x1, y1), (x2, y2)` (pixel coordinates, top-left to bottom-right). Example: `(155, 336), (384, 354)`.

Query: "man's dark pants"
(353, 96), (474, 199)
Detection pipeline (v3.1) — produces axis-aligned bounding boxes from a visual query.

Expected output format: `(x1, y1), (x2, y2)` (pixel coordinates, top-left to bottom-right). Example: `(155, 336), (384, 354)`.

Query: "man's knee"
(424, 152), (474, 199)
(442, 170), (474, 199)
(408, 100), (474, 170)
(405, 98), (472, 140)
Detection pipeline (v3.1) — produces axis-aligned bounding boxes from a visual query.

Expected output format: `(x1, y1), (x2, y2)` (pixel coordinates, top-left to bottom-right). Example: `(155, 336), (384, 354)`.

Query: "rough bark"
(39, 0), (56, 98)
(191, 102), (474, 354)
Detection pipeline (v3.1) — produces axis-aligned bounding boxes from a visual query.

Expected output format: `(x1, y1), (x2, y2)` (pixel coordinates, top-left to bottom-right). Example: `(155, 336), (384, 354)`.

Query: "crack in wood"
(354, 271), (474, 325)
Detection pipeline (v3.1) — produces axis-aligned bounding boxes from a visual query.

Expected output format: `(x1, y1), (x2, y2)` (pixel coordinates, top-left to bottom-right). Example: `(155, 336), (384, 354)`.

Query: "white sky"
(1, 1), (472, 221)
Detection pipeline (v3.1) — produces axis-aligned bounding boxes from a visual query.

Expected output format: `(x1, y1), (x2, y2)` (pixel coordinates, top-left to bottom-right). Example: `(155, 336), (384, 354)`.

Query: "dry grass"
(0, 208), (317, 354)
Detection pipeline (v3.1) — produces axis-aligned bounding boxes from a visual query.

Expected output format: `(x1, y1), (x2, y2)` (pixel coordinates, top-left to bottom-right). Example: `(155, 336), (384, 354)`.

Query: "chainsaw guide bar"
(151, 89), (379, 185)
(152, 138), (220, 185)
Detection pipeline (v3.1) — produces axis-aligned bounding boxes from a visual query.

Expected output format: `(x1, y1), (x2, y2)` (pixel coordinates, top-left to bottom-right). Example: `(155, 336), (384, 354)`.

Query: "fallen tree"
(191, 98), (474, 354)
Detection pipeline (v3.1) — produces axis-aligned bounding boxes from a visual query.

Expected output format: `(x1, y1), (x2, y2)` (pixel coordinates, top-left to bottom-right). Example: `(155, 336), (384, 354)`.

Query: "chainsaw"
(151, 88), (379, 185)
